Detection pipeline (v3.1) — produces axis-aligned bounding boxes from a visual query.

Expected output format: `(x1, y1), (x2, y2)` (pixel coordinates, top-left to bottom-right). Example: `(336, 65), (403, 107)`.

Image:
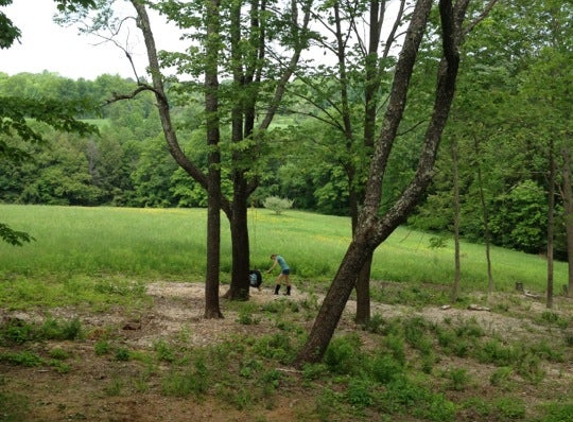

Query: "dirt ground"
(1, 282), (572, 422)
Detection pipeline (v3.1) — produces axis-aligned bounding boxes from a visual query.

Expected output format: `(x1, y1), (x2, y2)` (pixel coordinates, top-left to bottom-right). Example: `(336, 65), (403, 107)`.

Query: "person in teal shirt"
(267, 254), (292, 295)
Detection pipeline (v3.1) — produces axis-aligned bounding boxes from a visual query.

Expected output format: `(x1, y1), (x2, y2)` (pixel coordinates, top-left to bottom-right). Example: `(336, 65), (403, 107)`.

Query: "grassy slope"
(1, 205), (572, 422)
(0, 204), (565, 292)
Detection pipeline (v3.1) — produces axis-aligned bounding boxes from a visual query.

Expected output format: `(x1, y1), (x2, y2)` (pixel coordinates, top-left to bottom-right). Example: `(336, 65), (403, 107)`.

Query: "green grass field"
(0, 204), (565, 294)
(1, 205), (572, 422)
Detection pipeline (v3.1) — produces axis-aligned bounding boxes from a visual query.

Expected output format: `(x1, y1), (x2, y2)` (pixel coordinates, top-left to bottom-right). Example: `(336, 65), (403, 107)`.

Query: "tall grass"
(0, 204), (566, 295)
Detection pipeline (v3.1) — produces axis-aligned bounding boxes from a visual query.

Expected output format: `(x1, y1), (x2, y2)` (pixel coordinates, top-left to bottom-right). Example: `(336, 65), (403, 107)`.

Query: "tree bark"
(226, 195), (251, 300)
(354, 251), (372, 324)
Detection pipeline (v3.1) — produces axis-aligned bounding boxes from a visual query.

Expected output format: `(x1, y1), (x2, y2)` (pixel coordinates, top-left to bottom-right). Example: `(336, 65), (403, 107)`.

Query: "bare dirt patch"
(1, 281), (572, 421)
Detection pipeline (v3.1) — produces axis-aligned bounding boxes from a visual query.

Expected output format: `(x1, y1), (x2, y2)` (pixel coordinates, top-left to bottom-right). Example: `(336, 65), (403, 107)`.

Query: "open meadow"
(1, 205), (572, 421)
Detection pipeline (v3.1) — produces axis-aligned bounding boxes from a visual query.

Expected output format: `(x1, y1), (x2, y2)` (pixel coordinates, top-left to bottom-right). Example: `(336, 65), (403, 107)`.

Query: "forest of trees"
(1, 0), (571, 258)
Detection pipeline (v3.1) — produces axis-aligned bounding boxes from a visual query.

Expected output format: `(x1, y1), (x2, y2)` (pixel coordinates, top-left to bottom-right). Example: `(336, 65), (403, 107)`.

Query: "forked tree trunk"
(294, 0), (470, 366)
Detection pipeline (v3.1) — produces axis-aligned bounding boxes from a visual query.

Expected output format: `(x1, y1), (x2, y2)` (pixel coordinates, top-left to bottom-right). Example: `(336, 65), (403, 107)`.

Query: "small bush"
(383, 333), (406, 365)
(115, 347), (130, 362)
(443, 367), (471, 391)
(369, 354), (404, 384)
(346, 378), (374, 408)
(362, 313), (385, 334)
(48, 348), (70, 360)
(94, 340), (112, 356)
(540, 403), (573, 422)
(161, 356), (209, 398)
(324, 334), (362, 375)
(0, 351), (43, 367)
(154, 340), (176, 363)
(490, 367), (514, 388)
(495, 396), (526, 419)
(253, 333), (293, 364)
(263, 196), (294, 215)
(475, 339), (515, 366)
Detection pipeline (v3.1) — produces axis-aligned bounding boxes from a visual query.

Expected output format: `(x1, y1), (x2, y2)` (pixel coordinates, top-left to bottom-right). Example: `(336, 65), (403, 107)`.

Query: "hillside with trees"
(1, 0), (571, 257)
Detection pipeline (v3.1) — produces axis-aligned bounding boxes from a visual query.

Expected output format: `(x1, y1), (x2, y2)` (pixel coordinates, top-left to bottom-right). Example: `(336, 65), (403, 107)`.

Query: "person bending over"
(267, 254), (291, 295)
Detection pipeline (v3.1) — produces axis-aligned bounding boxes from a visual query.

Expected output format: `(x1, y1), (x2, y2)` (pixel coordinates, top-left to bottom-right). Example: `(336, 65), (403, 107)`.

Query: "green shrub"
(94, 340), (111, 356)
(346, 378), (374, 408)
(1, 322), (35, 345)
(515, 353), (545, 385)
(454, 318), (485, 338)
(380, 377), (456, 421)
(161, 356), (209, 398)
(48, 348), (70, 360)
(369, 354), (404, 384)
(383, 333), (406, 365)
(263, 196), (294, 215)
(302, 363), (329, 381)
(0, 351), (43, 367)
(324, 334), (362, 375)
(41, 317), (83, 340)
(362, 312), (385, 334)
(539, 403), (573, 422)
(495, 396), (526, 419)
(115, 347), (130, 362)
(475, 339), (516, 366)
(404, 317), (431, 352)
(490, 366), (514, 388)
(153, 339), (176, 363)
(443, 367), (471, 391)
(253, 333), (293, 364)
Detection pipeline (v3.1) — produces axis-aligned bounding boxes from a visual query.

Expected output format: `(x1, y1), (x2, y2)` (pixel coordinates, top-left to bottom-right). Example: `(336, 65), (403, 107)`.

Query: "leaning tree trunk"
(295, 239), (376, 363)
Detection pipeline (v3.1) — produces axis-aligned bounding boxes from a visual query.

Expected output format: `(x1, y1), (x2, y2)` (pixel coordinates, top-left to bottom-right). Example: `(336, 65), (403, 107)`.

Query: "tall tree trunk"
(204, 0), (224, 319)
(227, 193), (251, 300)
(546, 138), (555, 309)
(223, 0), (310, 300)
(353, 0), (406, 324)
(131, 0), (224, 318)
(354, 251), (372, 324)
(474, 135), (494, 299)
(451, 139), (461, 303)
(562, 145), (573, 298)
